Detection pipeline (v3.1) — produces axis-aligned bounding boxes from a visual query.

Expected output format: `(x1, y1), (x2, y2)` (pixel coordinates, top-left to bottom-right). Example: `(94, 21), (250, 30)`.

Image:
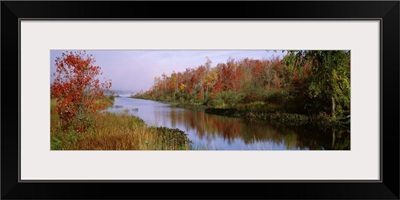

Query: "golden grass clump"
(51, 101), (191, 150)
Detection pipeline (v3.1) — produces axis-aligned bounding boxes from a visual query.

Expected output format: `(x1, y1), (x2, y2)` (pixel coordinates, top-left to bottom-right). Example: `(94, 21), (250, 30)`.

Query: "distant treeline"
(134, 50), (350, 119)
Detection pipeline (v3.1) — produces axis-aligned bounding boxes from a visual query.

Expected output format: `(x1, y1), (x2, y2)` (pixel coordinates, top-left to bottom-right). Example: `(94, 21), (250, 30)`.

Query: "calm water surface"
(107, 97), (350, 150)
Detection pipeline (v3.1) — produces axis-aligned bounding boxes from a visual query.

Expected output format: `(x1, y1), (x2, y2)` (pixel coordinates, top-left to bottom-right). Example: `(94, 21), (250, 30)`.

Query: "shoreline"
(130, 96), (350, 130)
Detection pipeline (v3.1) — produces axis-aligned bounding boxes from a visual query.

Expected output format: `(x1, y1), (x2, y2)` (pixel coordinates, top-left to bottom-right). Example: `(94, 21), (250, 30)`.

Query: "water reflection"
(107, 97), (350, 150)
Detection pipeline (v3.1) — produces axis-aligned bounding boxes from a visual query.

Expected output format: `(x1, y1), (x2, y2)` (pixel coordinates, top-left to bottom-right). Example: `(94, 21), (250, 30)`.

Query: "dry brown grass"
(51, 105), (191, 150)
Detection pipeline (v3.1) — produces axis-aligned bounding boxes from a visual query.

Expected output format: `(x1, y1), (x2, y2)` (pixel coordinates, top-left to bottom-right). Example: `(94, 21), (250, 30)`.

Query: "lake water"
(107, 97), (350, 150)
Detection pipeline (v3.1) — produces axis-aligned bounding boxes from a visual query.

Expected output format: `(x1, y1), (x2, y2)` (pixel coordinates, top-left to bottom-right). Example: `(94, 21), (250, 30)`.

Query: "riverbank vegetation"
(51, 102), (191, 150)
(50, 51), (191, 150)
(133, 50), (350, 127)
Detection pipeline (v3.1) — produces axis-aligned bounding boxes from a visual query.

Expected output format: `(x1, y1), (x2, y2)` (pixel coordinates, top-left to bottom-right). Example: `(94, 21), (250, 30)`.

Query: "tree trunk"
(331, 96), (336, 118)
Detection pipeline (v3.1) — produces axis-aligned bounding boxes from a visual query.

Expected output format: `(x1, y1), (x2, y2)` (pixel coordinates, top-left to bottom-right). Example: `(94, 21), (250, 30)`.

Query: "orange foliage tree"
(51, 51), (112, 133)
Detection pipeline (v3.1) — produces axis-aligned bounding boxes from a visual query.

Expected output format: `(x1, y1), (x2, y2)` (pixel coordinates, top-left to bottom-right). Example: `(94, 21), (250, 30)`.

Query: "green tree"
(286, 50), (350, 118)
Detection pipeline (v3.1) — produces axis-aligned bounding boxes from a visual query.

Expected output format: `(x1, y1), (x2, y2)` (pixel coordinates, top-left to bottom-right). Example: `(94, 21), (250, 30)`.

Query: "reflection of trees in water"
(288, 127), (348, 150)
(158, 109), (350, 150)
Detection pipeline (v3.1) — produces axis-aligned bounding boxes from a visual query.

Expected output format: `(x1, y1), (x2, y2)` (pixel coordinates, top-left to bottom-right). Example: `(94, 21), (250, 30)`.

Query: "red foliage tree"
(51, 51), (112, 133)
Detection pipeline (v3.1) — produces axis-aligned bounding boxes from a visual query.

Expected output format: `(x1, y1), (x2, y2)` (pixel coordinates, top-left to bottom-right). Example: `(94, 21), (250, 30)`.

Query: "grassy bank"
(51, 98), (191, 150)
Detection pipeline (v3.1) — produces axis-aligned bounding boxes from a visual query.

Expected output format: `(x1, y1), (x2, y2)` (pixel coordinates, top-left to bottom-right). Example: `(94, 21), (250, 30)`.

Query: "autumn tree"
(51, 51), (112, 133)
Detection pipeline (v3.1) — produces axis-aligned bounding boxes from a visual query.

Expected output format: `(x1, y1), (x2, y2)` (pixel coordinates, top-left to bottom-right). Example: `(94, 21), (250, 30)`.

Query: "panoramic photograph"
(50, 50), (350, 150)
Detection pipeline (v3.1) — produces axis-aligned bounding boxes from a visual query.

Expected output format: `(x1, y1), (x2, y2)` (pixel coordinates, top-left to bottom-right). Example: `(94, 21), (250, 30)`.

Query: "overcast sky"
(50, 50), (283, 93)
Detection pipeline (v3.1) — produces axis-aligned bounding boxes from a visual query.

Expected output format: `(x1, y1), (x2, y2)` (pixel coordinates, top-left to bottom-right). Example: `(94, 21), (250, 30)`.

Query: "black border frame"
(2, 1), (399, 199)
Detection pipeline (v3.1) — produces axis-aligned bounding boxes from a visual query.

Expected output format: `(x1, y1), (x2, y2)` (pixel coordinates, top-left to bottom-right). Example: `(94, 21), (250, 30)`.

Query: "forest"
(134, 50), (351, 125)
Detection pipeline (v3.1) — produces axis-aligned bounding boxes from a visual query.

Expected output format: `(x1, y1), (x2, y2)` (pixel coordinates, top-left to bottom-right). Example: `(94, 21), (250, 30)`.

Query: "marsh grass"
(51, 100), (191, 150)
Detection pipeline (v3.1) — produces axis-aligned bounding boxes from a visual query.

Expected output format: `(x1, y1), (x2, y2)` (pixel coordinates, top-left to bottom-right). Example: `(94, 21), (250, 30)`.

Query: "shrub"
(51, 51), (112, 133)
(215, 90), (244, 107)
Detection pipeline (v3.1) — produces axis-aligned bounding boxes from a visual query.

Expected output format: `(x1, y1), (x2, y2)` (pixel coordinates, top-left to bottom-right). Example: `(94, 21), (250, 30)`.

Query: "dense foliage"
(135, 50), (350, 119)
(51, 51), (112, 133)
